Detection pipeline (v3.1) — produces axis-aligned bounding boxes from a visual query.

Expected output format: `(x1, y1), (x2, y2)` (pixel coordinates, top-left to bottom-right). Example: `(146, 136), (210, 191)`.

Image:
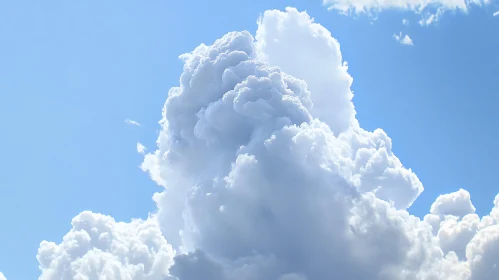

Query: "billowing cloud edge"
(38, 7), (499, 280)
(37, 211), (174, 280)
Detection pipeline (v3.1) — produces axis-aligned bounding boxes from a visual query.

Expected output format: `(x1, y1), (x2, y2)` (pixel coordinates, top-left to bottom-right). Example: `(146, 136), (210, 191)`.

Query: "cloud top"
(431, 188), (476, 217)
(255, 8), (355, 134)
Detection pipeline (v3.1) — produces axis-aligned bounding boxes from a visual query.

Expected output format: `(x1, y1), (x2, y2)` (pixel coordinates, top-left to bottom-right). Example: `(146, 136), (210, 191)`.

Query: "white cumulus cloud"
(125, 118), (141, 126)
(0, 272), (6, 280)
(39, 7), (499, 280)
(37, 211), (174, 280)
(394, 32), (414, 45)
(430, 188), (476, 217)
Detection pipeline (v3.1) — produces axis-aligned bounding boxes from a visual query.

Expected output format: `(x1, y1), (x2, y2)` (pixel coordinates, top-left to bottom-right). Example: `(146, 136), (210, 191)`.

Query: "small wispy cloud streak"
(324, 0), (489, 25)
(124, 118), (141, 126)
(494, 11), (499, 16)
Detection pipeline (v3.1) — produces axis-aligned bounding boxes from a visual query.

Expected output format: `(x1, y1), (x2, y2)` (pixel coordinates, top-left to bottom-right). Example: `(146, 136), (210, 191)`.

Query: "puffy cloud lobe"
(467, 225), (499, 279)
(437, 214), (480, 259)
(255, 8), (354, 135)
(340, 127), (423, 209)
(431, 189), (476, 217)
(37, 211), (174, 280)
(39, 7), (499, 280)
(0, 272), (5, 280)
(425, 194), (499, 278)
(425, 189), (478, 258)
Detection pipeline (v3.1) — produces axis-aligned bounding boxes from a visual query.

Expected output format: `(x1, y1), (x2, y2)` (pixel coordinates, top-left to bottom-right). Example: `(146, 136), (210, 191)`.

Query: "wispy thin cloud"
(324, 0), (487, 25)
(125, 118), (141, 126)
(402, 18), (409, 25)
(393, 32), (414, 45)
(494, 11), (499, 16)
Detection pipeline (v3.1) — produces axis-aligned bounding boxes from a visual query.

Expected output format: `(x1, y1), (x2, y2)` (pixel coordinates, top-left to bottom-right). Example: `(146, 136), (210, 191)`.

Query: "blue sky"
(1, 0), (498, 279)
